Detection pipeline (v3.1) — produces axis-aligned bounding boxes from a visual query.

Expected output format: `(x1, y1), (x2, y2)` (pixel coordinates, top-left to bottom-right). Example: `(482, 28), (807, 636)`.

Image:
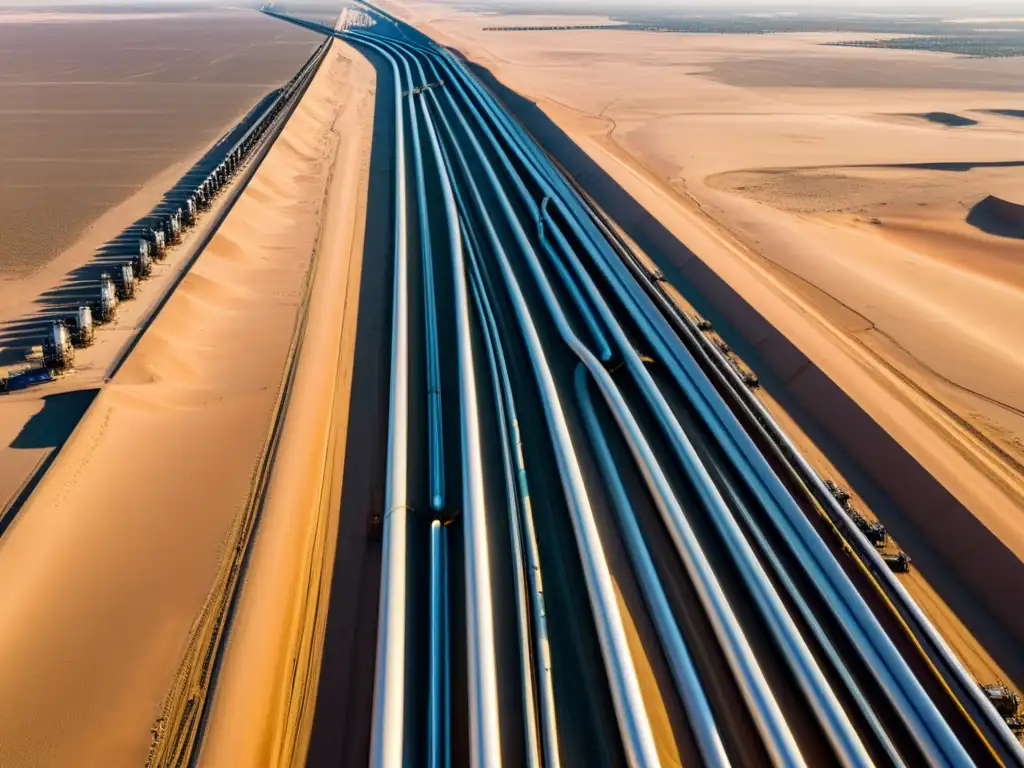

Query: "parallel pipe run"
(261, 12), (1016, 766)
(644, 269), (1024, 766)
(398, 49), (446, 512)
(463, 209), (543, 768)
(359, 37), (411, 768)
(446, 131), (562, 766)
(404, 37), (866, 768)
(436, 43), (965, 755)
(415, 44), (661, 767)
(536, 196), (613, 362)
(429, 521), (450, 768)
(574, 366), (732, 768)
(419, 41), (974, 767)
(417, 92), (504, 767)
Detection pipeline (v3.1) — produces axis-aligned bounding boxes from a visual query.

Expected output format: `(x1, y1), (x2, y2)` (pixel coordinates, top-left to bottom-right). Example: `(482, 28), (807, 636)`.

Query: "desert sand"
(196, 42), (375, 768)
(0, 38), (371, 766)
(374, 0), (1024, 691)
(0, 9), (321, 277)
(0, 6), (324, 532)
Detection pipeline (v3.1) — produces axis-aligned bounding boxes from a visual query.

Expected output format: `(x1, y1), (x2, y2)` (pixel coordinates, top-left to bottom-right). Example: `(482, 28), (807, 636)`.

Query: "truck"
(42, 319), (75, 371)
(93, 272), (119, 323)
(66, 305), (95, 347)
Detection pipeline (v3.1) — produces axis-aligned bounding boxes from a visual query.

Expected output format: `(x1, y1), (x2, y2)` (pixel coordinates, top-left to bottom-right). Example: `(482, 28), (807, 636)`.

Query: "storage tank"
(68, 305), (95, 347)
(95, 271), (119, 322)
(114, 262), (136, 301)
(43, 320), (74, 371)
(134, 239), (152, 278)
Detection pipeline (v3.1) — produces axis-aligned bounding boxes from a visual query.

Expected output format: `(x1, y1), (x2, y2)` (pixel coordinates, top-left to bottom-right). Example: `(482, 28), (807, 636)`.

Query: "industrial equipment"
(93, 272), (119, 323)
(172, 208), (184, 243)
(824, 479), (852, 508)
(133, 239), (152, 279)
(981, 684), (1021, 719)
(42, 319), (75, 371)
(145, 227), (167, 259)
(849, 511), (888, 548)
(113, 262), (136, 301)
(67, 305), (95, 347)
(881, 551), (912, 573)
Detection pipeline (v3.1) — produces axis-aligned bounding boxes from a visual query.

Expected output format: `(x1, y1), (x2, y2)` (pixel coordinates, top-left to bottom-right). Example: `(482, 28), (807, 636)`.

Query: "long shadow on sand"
(1, 388), (99, 536)
(305, 44), (392, 768)
(465, 58), (1024, 686)
(967, 195), (1024, 239)
(0, 89), (281, 368)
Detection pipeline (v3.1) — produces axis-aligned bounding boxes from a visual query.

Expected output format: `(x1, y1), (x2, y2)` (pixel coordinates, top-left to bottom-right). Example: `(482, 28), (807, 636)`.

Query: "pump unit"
(147, 227), (167, 259)
(113, 262), (136, 301)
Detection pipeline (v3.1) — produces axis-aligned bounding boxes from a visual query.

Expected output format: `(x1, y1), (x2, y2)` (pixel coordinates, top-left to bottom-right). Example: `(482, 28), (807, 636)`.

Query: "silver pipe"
(413, 50), (660, 766)
(354, 37), (411, 768)
(536, 196), (613, 362)
(453, 167), (562, 765)
(429, 521), (450, 768)
(417, 90), (504, 767)
(411, 40), (865, 768)
(397, 50), (446, 512)
(574, 365), (732, 768)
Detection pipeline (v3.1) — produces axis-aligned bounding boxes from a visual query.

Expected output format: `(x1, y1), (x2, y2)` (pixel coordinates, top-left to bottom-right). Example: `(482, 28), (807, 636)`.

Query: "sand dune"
(969, 194), (1024, 239)
(196, 43), (375, 768)
(0, 41), (361, 766)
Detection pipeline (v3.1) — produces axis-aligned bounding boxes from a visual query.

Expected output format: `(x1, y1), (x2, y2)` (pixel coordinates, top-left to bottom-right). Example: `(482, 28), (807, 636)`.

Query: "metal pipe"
(414, 49), (660, 767)
(417, 89), (503, 768)
(408, 38), (867, 768)
(429, 521), (449, 768)
(349, 37), (410, 768)
(536, 196), (613, 362)
(574, 365), (732, 768)
(396, 50), (446, 512)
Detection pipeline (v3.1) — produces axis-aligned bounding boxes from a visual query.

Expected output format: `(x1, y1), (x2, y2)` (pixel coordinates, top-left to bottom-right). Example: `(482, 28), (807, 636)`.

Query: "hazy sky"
(484, 0), (1022, 10)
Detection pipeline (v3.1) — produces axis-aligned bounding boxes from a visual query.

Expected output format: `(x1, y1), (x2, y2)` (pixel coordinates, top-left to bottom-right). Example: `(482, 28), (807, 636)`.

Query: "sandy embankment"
(0, 41), (366, 767)
(197, 43), (375, 768)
